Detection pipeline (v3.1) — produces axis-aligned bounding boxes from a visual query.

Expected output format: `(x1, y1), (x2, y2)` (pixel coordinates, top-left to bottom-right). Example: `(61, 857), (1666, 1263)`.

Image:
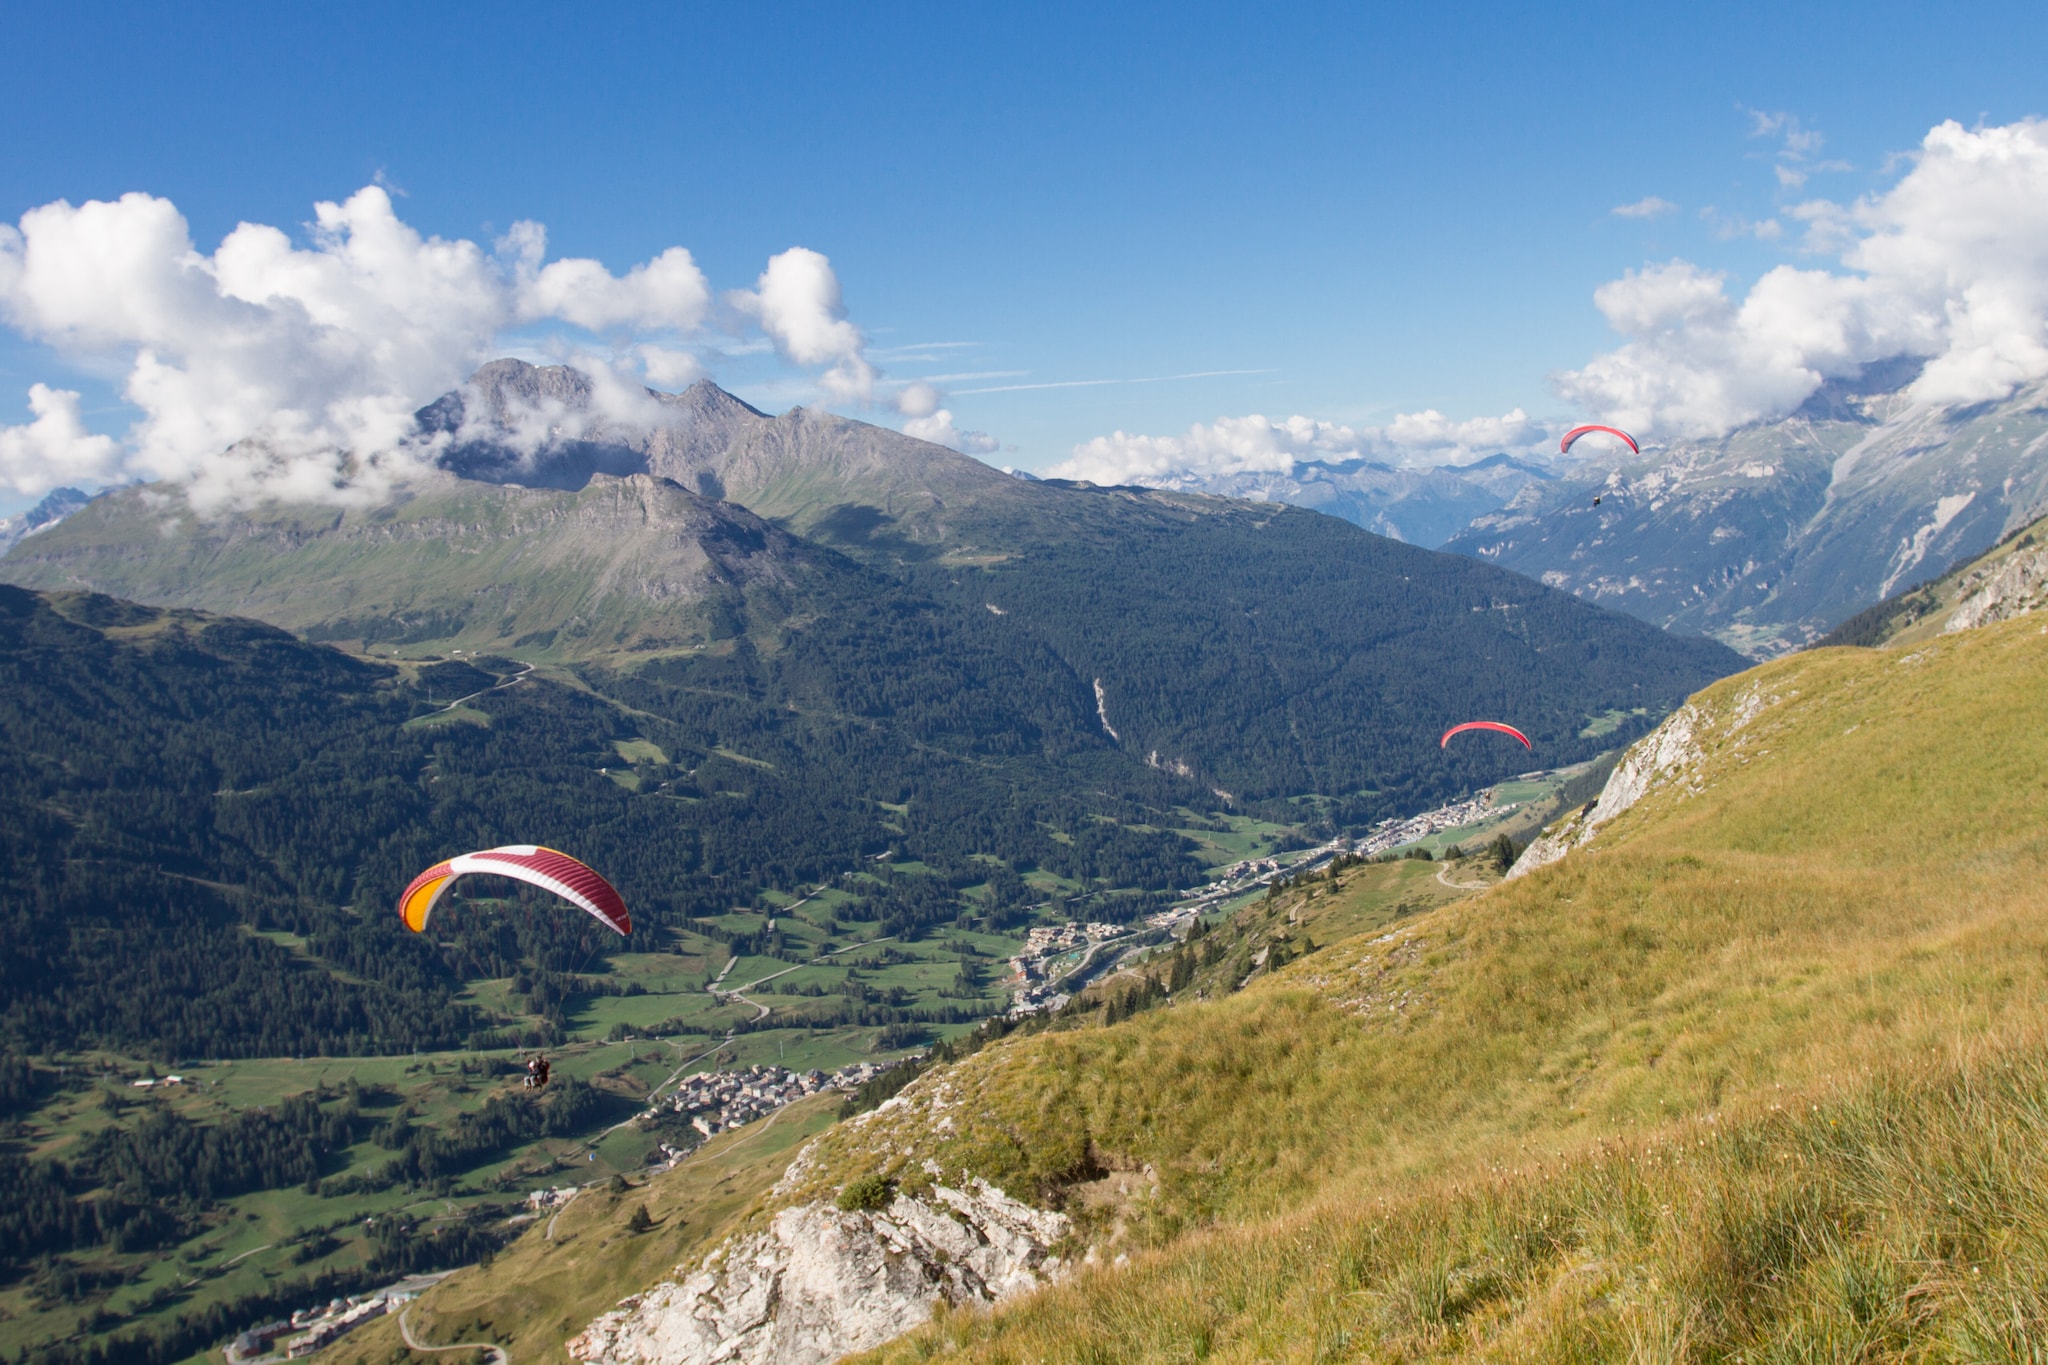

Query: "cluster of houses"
(667, 1061), (889, 1137)
(1355, 791), (1513, 856)
(1185, 856), (1282, 891)
(224, 1280), (434, 1361)
(1005, 921), (1129, 1016)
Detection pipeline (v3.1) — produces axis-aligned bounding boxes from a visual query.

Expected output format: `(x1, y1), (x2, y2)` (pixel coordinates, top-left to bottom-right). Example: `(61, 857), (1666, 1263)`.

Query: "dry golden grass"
(828, 617), (2048, 1360)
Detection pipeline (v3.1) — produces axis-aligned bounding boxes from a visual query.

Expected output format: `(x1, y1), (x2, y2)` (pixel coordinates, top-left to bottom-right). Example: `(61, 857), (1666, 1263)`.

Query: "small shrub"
(837, 1173), (893, 1212)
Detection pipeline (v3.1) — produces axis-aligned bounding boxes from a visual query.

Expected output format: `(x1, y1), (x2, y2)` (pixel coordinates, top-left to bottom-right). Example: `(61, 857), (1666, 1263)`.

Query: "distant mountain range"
(0, 360), (1739, 819)
(1442, 363), (2048, 655)
(1112, 360), (2048, 657)
(15, 357), (2043, 658)
(1133, 452), (1555, 549)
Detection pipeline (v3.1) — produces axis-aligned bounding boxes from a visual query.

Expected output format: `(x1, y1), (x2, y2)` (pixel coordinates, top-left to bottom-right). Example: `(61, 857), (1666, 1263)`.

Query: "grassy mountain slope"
(827, 617), (2048, 1359)
(265, 609), (2048, 1362)
(0, 473), (822, 654)
(760, 611), (2042, 1359)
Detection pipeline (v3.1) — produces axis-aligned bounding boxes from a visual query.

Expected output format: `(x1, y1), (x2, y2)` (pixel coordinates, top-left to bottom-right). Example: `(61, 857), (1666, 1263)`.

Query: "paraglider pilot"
(525, 1054), (551, 1089)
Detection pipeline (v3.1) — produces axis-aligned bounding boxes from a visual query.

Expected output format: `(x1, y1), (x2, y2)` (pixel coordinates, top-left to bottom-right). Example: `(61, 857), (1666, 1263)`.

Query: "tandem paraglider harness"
(524, 1055), (551, 1089)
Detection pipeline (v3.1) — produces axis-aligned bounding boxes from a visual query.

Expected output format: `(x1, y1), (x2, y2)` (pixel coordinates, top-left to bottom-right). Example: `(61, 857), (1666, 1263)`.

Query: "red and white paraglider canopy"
(398, 845), (632, 936)
(1440, 720), (1532, 750)
(1559, 425), (1640, 457)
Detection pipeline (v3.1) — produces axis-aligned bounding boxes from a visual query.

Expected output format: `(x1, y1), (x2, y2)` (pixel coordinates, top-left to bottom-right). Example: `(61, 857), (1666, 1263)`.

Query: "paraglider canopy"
(1440, 721), (1532, 750)
(398, 845), (632, 936)
(1560, 425), (1640, 457)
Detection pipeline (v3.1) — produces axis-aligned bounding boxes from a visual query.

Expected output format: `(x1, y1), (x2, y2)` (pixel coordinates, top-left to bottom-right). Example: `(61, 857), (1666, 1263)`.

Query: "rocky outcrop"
(1510, 682), (1780, 878)
(567, 1180), (1068, 1365)
(1945, 542), (2048, 632)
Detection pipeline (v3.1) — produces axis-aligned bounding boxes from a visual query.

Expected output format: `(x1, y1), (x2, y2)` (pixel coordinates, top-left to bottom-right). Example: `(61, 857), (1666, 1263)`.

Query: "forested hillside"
(1, 466), (1741, 830)
(916, 492), (1737, 809)
(0, 584), (1216, 1063)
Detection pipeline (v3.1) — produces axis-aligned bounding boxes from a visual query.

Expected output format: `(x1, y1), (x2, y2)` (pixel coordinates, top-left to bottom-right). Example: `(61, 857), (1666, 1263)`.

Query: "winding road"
(398, 1303), (510, 1364)
(429, 661), (535, 715)
(1436, 861), (1494, 892)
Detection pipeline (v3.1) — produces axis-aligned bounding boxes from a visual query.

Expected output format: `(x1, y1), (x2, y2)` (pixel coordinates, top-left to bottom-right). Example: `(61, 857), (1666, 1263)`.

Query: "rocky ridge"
(1510, 679), (1785, 879)
(566, 1174), (1067, 1365)
(1944, 540), (2048, 632)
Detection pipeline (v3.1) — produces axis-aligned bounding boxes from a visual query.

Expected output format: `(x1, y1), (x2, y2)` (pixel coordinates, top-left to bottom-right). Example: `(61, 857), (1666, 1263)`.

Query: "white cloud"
(732, 247), (877, 402)
(1384, 407), (1536, 451)
(636, 344), (705, 389)
(903, 408), (999, 455)
(895, 379), (942, 419)
(0, 384), (122, 496)
(1051, 407), (1541, 485)
(0, 187), (895, 506)
(1558, 118), (2048, 436)
(522, 246), (711, 333)
(1613, 196), (1678, 219)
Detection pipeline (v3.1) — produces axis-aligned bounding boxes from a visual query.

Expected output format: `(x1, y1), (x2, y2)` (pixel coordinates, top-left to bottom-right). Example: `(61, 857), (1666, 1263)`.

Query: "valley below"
(6, 362), (2041, 1364)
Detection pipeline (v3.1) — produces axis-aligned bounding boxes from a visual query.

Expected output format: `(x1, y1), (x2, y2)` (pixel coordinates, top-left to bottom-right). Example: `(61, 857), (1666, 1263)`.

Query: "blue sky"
(3, 0), (2046, 513)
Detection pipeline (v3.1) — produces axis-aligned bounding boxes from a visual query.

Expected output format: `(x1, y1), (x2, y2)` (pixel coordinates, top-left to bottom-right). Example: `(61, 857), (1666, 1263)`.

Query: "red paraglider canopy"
(1440, 721), (1532, 750)
(398, 845), (632, 936)
(1560, 424), (1640, 456)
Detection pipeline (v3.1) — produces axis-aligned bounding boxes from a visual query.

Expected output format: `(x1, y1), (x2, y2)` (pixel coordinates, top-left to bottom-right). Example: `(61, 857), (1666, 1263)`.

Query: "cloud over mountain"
(1559, 118), (2048, 437)
(1050, 408), (1542, 485)
(0, 188), (915, 507)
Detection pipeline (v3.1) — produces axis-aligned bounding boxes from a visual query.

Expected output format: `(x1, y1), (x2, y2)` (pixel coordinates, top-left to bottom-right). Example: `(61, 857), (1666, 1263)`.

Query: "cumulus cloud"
(1050, 407), (1540, 485)
(0, 187), (904, 505)
(1613, 196), (1677, 219)
(903, 408), (1000, 455)
(0, 385), (121, 496)
(732, 247), (877, 403)
(635, 344), (705, 389)
(1558, 118), (2048, 436)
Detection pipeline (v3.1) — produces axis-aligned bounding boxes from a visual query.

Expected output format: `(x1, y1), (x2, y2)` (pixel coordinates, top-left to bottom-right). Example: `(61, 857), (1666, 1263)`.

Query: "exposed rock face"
(1945, 542), (2048, 631)
(420, 359), (1032, 551)
(1510, 681), (1781, 878)
(0, 487), (92, 554)
(568, 1181), (1067, 1365)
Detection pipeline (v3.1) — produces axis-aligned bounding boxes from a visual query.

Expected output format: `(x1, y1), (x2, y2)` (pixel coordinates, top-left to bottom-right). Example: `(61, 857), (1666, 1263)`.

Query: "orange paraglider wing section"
(1559, 424), (1640, 456)
(395, 845), (631, 935)
(399, 860), (457, 933)
(1439, 721), (1532, 750)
